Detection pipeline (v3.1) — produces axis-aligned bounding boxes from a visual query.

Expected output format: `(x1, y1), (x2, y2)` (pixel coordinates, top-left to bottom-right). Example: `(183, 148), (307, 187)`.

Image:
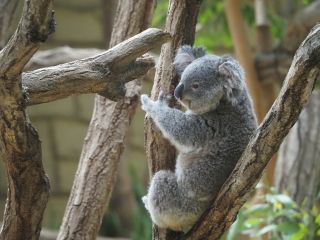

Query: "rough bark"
(144, 0), (202, 240)
(275, 91), (320, 209)
(22, 28), (169, 105)
(0, 0), (54, 239)
(181, 24), (320, 240)
(57, 1), (158, 239)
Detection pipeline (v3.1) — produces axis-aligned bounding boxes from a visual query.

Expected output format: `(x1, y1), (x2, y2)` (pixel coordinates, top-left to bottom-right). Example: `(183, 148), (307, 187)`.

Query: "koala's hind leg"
(144, 170), (199, 232)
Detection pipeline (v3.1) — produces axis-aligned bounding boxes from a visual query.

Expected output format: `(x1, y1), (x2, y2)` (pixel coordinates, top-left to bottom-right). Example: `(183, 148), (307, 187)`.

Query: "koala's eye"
(191, 83), (199, 89)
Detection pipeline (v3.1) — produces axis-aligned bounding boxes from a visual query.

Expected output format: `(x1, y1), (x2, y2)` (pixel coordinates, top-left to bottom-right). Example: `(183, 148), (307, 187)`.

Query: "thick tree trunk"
(0, 0), (54, 239)
(275, 91), (320, 209)
(57, 1), (157, 239)
(144, 1), (202, 240)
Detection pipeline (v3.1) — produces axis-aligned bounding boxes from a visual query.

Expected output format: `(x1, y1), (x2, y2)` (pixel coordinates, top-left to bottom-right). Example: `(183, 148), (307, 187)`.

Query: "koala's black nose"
(174, 84), (184, 99)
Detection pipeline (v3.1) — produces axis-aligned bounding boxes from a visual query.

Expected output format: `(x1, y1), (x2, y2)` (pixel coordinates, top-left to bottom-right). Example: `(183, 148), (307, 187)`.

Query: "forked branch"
(23, 28), (170, 105)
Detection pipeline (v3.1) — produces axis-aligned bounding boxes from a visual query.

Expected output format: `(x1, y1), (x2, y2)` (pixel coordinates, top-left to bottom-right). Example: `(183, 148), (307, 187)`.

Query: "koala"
(140, 45), (257, 232)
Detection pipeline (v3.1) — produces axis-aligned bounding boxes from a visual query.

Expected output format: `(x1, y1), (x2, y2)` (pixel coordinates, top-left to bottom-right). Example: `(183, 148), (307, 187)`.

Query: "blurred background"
(0, 0), (320, 239)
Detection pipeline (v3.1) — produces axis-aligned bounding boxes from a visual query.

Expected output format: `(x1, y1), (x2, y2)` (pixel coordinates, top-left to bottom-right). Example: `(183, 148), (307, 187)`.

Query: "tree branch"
(0, 0), (54, 79)
(57, 1), (158, 239)
(182, 24), (320, 240)
(23, 28), (170, 105)
(0, 0), (54, 239)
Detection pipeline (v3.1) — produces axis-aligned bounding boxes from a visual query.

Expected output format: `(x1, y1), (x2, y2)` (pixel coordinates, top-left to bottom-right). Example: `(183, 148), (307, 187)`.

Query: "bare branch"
(182, 24), (320, 240)
(23, 28), (170, 105)
(0, 0), (54, 78)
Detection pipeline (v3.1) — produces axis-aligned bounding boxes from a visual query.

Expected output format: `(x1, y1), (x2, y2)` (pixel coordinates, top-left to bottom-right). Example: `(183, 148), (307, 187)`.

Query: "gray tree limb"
(182, 24), (320, 240)
(23, 28), (170, 105)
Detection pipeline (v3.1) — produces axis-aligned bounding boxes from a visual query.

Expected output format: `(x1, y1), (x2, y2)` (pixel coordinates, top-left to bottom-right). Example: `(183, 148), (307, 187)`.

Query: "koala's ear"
(219, 58), (245, 105)
(174, 45), (206, 76)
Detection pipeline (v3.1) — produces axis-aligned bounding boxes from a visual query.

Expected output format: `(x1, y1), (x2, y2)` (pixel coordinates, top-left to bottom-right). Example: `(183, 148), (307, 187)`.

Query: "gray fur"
(141, 45), (257, 232)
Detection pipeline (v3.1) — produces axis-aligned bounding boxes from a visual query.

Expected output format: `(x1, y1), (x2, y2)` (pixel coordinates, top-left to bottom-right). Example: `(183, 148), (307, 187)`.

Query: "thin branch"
(23, 28), (170, 105)
(182, 24), (320, 240)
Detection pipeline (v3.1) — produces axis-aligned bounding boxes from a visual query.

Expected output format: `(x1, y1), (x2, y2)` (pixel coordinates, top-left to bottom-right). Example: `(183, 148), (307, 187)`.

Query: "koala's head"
(173, 45), (246, 114)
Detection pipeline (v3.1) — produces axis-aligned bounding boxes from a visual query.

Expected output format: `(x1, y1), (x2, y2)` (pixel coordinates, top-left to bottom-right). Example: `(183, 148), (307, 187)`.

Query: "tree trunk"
(275, 91), (320, 209)
(0, 0), (54, 239)
(144, 1), (202, 240)
(57, 1), (157, 239)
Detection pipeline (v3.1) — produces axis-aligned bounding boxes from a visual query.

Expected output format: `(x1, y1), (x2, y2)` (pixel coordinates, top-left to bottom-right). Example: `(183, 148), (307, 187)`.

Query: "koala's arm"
(141, 94), (209, 150)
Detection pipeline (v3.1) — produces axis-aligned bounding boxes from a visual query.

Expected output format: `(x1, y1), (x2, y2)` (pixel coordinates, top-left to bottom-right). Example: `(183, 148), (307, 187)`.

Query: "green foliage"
(225, 184), (320, 240)
(269, 14), (287, 41)
(152, 0), (288, 52)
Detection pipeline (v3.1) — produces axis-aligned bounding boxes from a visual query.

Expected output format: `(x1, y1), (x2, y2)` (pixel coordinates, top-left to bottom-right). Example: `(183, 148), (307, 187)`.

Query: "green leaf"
(291, 223), (309, 240)
(315, 214), (320, 225)
(278, 222), (300, 235)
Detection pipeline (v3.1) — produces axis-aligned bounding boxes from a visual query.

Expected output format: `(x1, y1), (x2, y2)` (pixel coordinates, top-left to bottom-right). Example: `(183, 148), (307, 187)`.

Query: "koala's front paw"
(142, 195), (149, 210)
(141, 94), (154, 113)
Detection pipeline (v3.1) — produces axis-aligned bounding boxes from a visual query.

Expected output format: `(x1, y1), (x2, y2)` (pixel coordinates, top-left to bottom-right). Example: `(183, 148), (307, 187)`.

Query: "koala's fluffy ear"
(219, 57), (245, 105)
(174, 45), (206, 76)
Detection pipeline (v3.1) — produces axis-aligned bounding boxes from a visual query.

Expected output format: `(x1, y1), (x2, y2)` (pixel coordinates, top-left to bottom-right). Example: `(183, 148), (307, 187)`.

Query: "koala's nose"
(174, 84), (184, 99)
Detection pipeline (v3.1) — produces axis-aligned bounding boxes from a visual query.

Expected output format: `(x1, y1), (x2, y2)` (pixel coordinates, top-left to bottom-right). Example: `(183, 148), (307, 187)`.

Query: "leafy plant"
(225, 184), (320, 240)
